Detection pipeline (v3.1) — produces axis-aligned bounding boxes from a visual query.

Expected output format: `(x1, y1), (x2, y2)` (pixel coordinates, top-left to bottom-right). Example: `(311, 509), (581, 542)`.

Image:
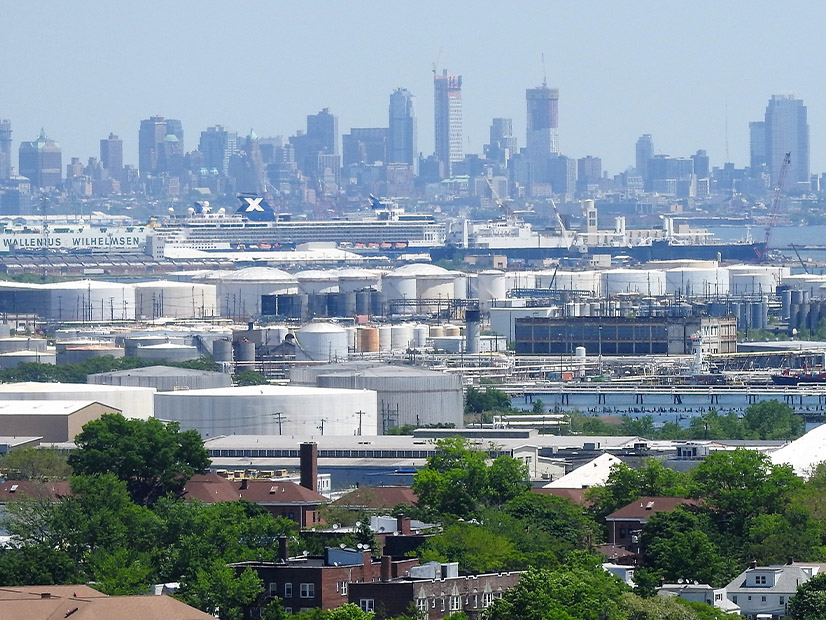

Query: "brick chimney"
(279, 536), (289, 561)
(381, 555), (393, 582)
(240, 478), (248, 490)
(300, 442), (318, 493)
(396, 515), (412, 535)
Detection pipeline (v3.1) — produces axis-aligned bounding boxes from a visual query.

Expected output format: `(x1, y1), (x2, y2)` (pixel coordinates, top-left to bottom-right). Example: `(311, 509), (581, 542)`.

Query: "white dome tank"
(45, 280), (135, 322)
(602, 269), (666, 296)
(294, 323), (349, 362)
(295, 269), (340, 295)
(665, 267), (730, 297)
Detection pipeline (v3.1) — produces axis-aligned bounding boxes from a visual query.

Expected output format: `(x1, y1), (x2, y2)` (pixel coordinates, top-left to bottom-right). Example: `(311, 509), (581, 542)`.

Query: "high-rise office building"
(434, 70), (462, 176)
(0, 119), (11, 181)
(764, 95), (809, 187)
(342, 128), (387, 168)
(18, 129), (62, 190)
(526, 84), (560, 165)
(139, 116), (183, 177)
(486, 118), (517, 166)
(199, 125), (238, 176)
(99, 133), (123, 181)
(307, 108), (338, 156)
(635, 134), (654, 187)
(749, 121), (766, 172)
(388, 88), (417, 174)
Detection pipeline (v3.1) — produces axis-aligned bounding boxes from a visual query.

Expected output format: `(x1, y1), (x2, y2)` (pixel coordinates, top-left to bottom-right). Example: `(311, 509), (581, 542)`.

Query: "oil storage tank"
(154, 385), (378, 437)
(44, 280), (135, 322)
(602, 269), (666, 296)
(134, 281), (218, 319)
(294, 322), (349, 362)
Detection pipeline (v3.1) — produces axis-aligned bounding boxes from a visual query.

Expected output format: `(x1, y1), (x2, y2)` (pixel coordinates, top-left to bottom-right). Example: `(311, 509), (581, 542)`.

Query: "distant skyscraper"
(138, 116), (183, 177)
(18, 129), (62, 190)
(526, 84), (559, 165)
(0, 119), (11, 181)
(486, 118), (517, 166)
(764, 95), (809, 187)
(434, 70), (462, 176)
(635, 134), (654, 187)
(307, 108), (338, 156)
(749, 121), (766, 172)
(342, 128), (387, 168)
(388, 88), (417, 174)
(99, 133), (123, 181)
(199, 125), (238, 176)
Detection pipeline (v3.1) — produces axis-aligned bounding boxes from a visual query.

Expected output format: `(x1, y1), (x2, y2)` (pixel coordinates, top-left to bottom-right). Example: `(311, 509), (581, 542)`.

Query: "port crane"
(760, 151), (791, 261)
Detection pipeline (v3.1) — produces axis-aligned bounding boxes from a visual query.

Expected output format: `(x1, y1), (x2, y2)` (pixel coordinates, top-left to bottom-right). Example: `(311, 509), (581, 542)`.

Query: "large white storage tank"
(478, 270), (508, 311)
(44, 280), (135, 322)
(294, 322), (349, 362)
(551, 270), (602, 296)
(295, 269), (340, 295)
(335, 268), (381, 293)
(0, 382), (154, 420)
(730, 272), (778, 296)
(602, 269), (666, 296)
(665, 267), (730, 297)
(154, 385), (378, 438)
(202, 267), (298, 318)
(133, 281), (218, 319)
(781, 274), (826, 297)
(381, 269), (417, 314)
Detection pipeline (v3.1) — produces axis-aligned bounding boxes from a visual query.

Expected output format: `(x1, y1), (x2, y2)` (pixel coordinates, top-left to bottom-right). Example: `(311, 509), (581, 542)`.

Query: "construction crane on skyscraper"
(760, 151), (791, 262)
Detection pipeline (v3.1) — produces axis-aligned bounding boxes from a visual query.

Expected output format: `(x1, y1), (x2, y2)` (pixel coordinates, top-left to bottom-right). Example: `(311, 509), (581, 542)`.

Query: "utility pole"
(272, 412), (285, 435)
(318, 418), (327, 436)
(355, 410), (365, 436)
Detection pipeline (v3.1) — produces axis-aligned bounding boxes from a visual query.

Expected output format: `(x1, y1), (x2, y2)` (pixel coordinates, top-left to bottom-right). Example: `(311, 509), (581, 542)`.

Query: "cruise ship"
(148, 195), (446, 258)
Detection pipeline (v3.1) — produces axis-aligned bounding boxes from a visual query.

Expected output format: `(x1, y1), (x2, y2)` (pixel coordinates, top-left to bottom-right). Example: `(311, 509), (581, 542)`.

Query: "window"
(268, 582), (279, 597)
(300, 583), (314, 599)
(416, 598), (428, 612)
(284, 609), (292, 615)
(284, 583), (293, 598)
(439, 598), (446, 612)
(483, 593), (494, 607)
(762, 596), (767, 603)
(339, 581), (348, 596)
(732, 596), (738, 604)
(781, 597), (785, 605)
(359, 599), (375, 612)
(450, 596), (462, 611)
(755, 575), (767, 585)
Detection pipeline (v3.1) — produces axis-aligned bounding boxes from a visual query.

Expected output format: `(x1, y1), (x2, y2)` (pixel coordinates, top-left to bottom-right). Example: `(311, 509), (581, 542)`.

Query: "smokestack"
(465, 309), (480, 354)
(279, 536), (289, 561)
(381, 555), (392, 582)
(300, 442), (318, 492)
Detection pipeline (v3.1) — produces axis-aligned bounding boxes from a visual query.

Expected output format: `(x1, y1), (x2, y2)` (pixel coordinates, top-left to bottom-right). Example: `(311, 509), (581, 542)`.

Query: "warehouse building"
(0, 400), (120, 442)
(514, 315), (737, 356)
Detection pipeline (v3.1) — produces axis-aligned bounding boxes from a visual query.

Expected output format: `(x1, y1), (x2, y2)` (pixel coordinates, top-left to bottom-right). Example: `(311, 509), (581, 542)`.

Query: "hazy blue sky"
(2, 1), (824, 176)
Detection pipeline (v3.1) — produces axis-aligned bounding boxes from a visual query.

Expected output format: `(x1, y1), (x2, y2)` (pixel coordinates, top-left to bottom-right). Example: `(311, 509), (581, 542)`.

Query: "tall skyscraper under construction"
(434, 70), (462, 177)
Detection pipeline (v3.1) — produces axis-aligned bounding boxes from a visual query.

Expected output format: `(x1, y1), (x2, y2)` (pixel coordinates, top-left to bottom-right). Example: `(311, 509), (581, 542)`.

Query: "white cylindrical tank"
(345, 326), (357, 351)
(135, 343), (201, 363)
(602, 269), (666, 296)
(782, 274), (826, 298)
(0, 338), (47, 353)
(478, 270), (508, 311)
(390, 324), (415, 351)
(335, 268), (381, 293)
(444, 324), (461, 337)
(665, 267), (730, 297)
(429, 325), (444, 338)
(378, 325), (392, 352)
(203, 267), (298, 319)
(44, 280), (135, 322)
(413, 324), (430, 348)
(552, 270), (602, 296)
(154, 385), (379, 438)
(730, 272), (778, 296)
(294, 323), (349, 362)
(295, 269), (340, 295)
(133, 281), (218, 319)
(0, 350), (56, 369)
(452, 272), (468, 300)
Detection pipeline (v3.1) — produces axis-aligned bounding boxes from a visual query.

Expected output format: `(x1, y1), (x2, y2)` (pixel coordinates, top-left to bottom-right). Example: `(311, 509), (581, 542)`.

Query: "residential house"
(659, 582), (740, 614)
(605, 497), (699, 553)
(725, 561), (826, 618)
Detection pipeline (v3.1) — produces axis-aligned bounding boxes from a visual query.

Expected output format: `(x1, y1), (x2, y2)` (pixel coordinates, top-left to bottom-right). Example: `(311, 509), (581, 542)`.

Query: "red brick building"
(605, 496), (699, 553)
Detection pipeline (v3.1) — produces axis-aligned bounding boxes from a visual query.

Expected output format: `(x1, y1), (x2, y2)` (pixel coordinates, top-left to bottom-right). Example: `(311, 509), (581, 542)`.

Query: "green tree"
(178, 561), (263, 620)
(0, 447), (72, 480)
(325, 603), (376, 620)
(636, 507), (736, 592)
(744, 508), (826, 566)
(531, 399), (546, 414)
(418, 522), (517, 574)
(68, 413), (210, 505)
(486, 553), (629, 620)
(233, 370), (269, 386)
(788, 572), (826, 620)
(689, 449), (803, 534)
(464, 386), (512, 414)
(741, 400), (805, 440)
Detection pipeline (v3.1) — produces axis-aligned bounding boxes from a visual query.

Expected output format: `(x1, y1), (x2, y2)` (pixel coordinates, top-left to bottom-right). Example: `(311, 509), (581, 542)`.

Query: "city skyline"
(2, 2), (826, 175)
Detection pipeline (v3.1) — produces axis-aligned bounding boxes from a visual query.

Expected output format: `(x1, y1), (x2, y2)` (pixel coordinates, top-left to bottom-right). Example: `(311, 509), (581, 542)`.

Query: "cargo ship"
(771, 368), (826, 386)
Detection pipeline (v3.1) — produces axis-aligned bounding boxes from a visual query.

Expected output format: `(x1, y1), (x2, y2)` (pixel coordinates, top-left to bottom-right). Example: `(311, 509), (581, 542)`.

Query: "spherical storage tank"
(133, 281), (218, 319)
(154, 385), (379, 438)
(665, 267), (730, 297)
(602, 269), (666, 296)
(294, 322), (349, 362)
(44, 280), (135, 322)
